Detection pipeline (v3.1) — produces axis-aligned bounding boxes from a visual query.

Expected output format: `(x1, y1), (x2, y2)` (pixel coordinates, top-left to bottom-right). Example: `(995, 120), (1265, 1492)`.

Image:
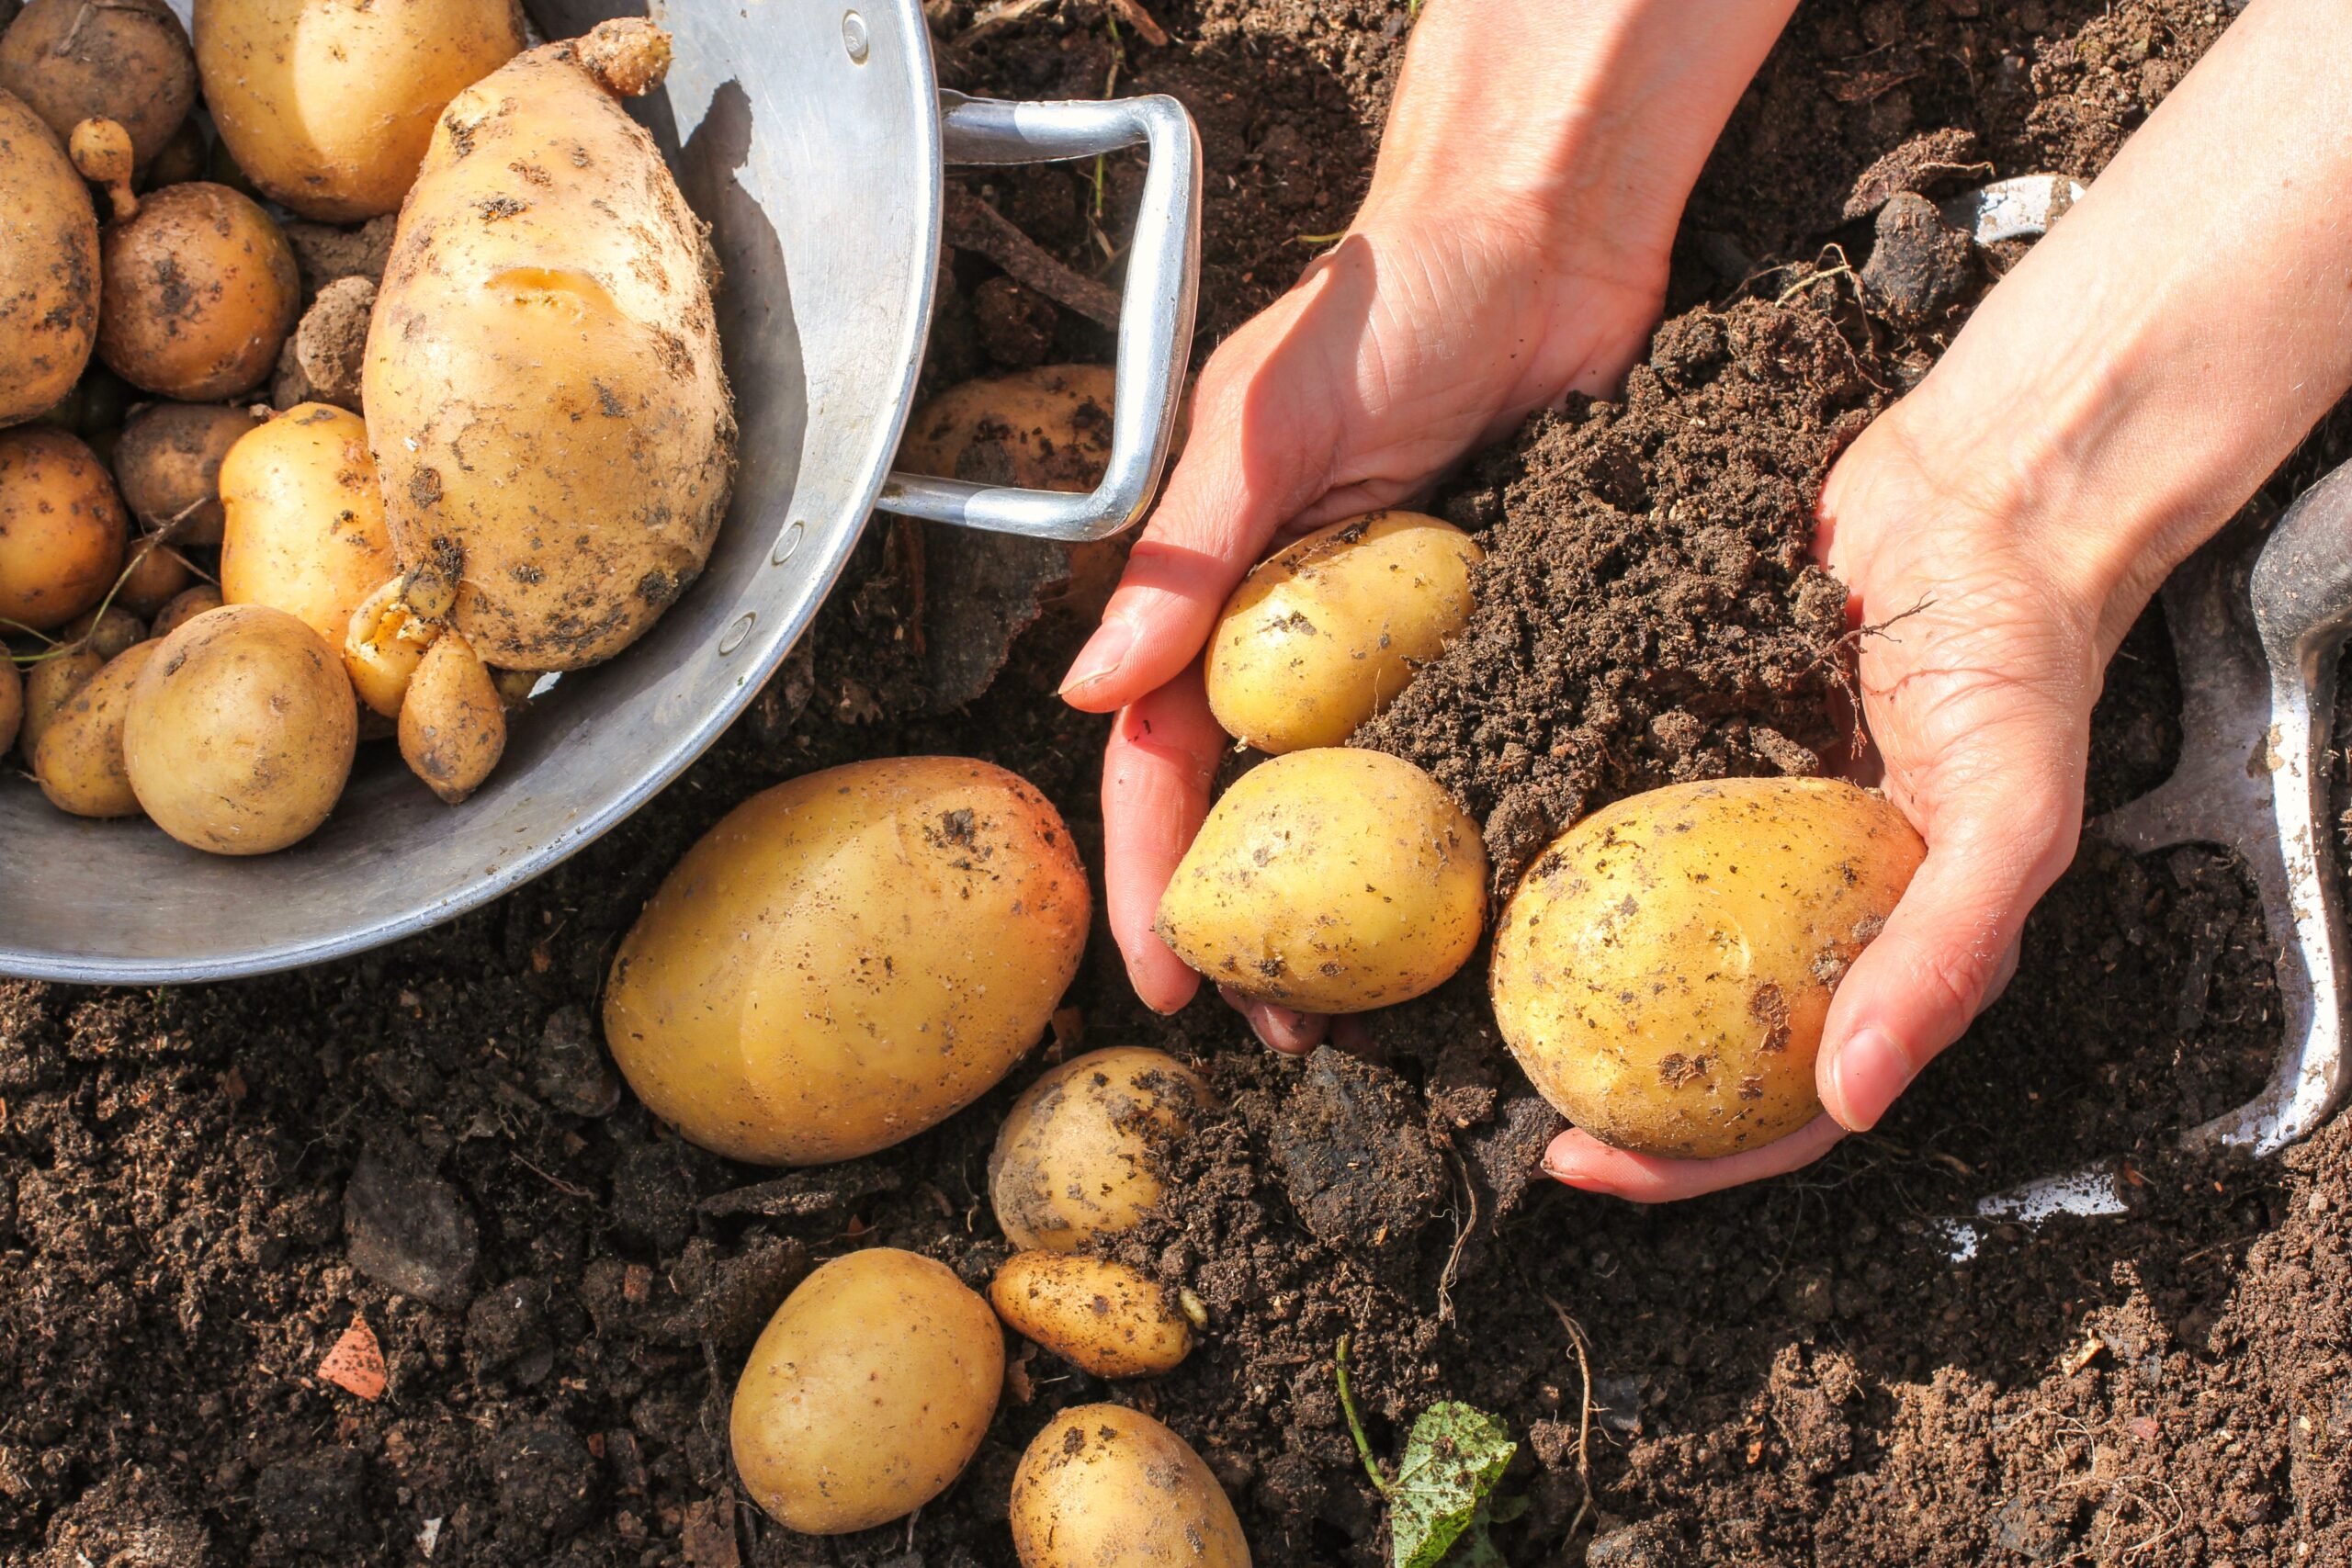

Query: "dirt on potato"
(6, 3), (2352, 1568)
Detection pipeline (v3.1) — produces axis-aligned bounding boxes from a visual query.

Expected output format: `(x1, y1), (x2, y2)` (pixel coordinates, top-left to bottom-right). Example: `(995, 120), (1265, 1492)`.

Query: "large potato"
(1492, 777), (1926, 1158)
(193, 0), (526, 221)
(1205, 512), (1481, 753)
(1011, 1404), (1249, 1568)
(0, 91), (99, 427)
(0, 0), (195, 171)
(989, 1252), (1193, 1379)
(0, 428), (126, 631)
(729, 1248), (1003, 1536)
(34, 640), (159, 818)
(365, 18), (735, 671)
(220, 404), (398, 648)
(93, 179), (300, 400)
(124, 604), (357, 854)
(989, 1046), (1212, 1252)
(1157, 748), (1486, 1013)
(113, 402), (264, 546)
(605, 757), (1090, 1165)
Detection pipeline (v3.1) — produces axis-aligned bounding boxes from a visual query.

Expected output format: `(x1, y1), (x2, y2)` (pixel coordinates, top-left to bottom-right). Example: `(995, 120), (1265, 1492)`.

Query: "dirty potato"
(34, 640), (160, 818)
(730, 1249), (1003, 1536)
(124, 604), (357, 854)
(150, 583), (222, 639)
(1492, 777), (1926, 1159)
(0, 656), (19, 755)
(1011, 1404), (1250, 1568)
(989, 1252), (1193, 1379)
(113, 402), (263, 546)
(17, 645), (101, 761)
(0, 428), (126, 632)
(194, 0), (526, 221)
(61, 603), (143, 660)
(1157, 748), (1487, 1013)
(364, 17), (735, 671)
(0, 91), (99, 427)
(219, 404), (398, 649)
(0, 0), (195, 171)
(989, 1046), (1212, 1252)
(398, 631), (504, 804)
(1205, 512), (1481, 753)
(898, 364), (1117, 492)
(343, 576), (438, 717)
(115, 538), (187, 616)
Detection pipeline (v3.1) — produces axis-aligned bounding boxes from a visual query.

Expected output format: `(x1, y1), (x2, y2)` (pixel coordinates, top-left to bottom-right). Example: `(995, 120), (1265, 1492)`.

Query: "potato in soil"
(0, 0), (195, 171)
(0, 428), (126, 632)
(35, 641), (160, 818)
(899, 364), (1116, 491)
(989, 1251), (1193, 1379)
(113, 402), (263, 547)
(364, 17), (735, 671)
(90, 177), (300, 400)
(1157, 747), (1487, 1012)
(1011, 1404), (1250, 1568)
(0, 90), (100, 428)
(729, 1248), (1002, 1536)
(605, 756), (1089, 1165)
(1205, 511), (1481, 753)
(989, 1045), (1212, 1252)
(219, 404), (398, 649)
(1491, 776), (1925, 1158)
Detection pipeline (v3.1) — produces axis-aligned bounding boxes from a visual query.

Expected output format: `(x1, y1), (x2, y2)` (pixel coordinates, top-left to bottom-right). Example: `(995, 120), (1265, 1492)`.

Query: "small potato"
(61, 603), (144, 660)
(0, 428), (126, 631)
(989, 1047), (1212, 1252)
(220, 405), (398, 648)
(1157, 748), (1487, 1013)
(34, 640), (159, 817)
(1492, 777), (1926, 1158)
(0, 90), (100, 427)
(398, 631), (504, 804)
(116, 538), (188, 616)
(144, 119), (205, 188)
(0, 657), (20, 755)
(93, 181), (300, 400)
(730, 1248), (1003, 1536)
(124, 604), (357, 854)
(605, 757), (1090, 1165)
(1205, 512), (1481, 753)
(898, 364), (1115, 492)
(17, 645), (100, 761)
(0, 0), (195, 171)
(113, 402), (262, 546)
(1011, 1404), (1249, 1568)
(344, 576), (438, 717)
(989, 1252), (1192, 1379)
(150, 583), (222, 639)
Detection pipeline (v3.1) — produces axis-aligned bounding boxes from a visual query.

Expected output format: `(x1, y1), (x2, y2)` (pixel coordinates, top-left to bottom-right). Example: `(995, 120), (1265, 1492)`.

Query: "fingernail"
(1059, 615), (1136, 695)
(1827, 1027), (1914, 1132)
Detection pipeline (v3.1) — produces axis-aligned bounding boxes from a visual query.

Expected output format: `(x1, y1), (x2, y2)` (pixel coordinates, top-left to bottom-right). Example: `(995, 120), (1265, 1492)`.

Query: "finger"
(1219, 988), (1328, 1055)
(1101, 669), (1227, 1014)
(1539, 1116), (1847, 1202)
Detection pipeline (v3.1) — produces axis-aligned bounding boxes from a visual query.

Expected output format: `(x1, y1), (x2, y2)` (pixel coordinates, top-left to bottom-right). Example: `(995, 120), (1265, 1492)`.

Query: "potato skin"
(124, 604), (357, 854)
(1011, 1404), (1250, 1568)
(1206, 512), (1481, 753)
(34, 640), (159, 817)
(0, 0), (195, 172)
(1157, 748), (1487, 1013)
(365, 22), (735, 671)
(398, 630), (503, 803)
(730, 1249), (1003, 1536)
(1492, 777), (1926, 1159)
(989, 1252), (1192, 1379)
(899, 364), (1115, 491)
(194, 0), (526, 222)
(989, 1047), (1211, 1253)
(97, 182), (300, 400)
(0, 428), (126, 631)
(150, 583), (222, 639)
(605, 757), (1091, 1165)
(0, 91), (99, 427)
(113, 401), (262, 546)
(220, 404), (398, 648)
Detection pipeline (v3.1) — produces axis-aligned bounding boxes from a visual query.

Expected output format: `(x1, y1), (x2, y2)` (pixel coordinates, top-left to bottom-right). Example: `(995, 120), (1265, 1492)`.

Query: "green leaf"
(1389, 1403), (1517, 1568)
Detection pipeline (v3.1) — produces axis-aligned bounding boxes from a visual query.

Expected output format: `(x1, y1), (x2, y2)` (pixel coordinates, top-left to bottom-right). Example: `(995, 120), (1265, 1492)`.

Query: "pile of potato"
(1, 0), (733, 854)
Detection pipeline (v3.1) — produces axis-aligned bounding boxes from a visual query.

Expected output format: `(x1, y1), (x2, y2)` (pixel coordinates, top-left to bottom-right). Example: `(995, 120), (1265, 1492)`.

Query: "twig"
(1543, 1297), (1599, 1544)
(1102, 0), (1168, 47)
(1333, 1334), (1393, 1495)
(1435, 1145), (1476, 1325)
(944, 187), (1121, 328)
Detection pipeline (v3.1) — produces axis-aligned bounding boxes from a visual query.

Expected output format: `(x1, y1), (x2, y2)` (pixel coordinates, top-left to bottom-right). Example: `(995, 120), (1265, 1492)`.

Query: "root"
(945, 188), (1121, 328)
(1544, 1297), (1599, 1546)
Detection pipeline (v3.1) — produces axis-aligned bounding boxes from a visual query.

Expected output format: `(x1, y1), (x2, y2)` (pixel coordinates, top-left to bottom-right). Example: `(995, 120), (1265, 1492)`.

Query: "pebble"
(1859, 191), (1976, 327)
(343, 1134), (480, 1311)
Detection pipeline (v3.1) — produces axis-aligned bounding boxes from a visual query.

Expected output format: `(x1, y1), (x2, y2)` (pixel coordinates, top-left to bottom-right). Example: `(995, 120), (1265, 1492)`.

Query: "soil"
(6, 2), (2351, 1567)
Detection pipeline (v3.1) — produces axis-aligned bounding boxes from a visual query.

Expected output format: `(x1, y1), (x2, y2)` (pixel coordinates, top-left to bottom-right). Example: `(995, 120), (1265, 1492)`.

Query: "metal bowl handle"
(876, 90), (1202, 543)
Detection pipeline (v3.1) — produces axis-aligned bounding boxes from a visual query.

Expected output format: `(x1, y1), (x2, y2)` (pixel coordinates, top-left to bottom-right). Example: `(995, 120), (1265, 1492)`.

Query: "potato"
(729, 1248), (1003, 1536)
(193, 0), (525, 222)
(88, 171), (300, 400)
(1492, 777), (1927, 1158)
(220, 404), (398, 648)
(399, 630), (503, 804)
(0, 656), (19, 755)
(0, 90), (99, 427)
(114, 402), (262, 546)
(61, 603), (144, 660)
(17, 645), (100, 761)
(1157, 748), (1486, 1013)
(605, 757), (1089, 1164)
(34, 640), (158, 817)
(116, 538), (187, 616)
(150, 582), (222, 639)
(989, 1252), (1193, 1379)
(344, 576), (436, 717)
(124, 604), (357, 854)
(899, 364), (1115, 491)
(144, 119), (205, 188)
(1205, 512), (1481, 753)
(365, 17), (735, 671)
(1011, 1404), (1249, 1568)
(0, 428), (126, 632)
(0, 0), (195, 171)
(989, 1047), (1212, 1252)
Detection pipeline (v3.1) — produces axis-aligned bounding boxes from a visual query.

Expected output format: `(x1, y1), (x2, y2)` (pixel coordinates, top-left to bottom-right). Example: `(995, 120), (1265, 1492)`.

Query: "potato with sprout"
(0, 0), (195, 171)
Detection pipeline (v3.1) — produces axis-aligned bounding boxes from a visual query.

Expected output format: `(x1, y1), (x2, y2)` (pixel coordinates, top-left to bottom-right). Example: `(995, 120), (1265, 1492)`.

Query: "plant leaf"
(1390, 1402), (1516, 1568)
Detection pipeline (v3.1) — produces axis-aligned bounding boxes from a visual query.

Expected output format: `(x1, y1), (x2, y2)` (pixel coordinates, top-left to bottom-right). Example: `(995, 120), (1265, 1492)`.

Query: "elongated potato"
(113, 402), (263, 546)
(0, 428), (126, 631)
(365, 18), (735, 671)
(1157, 748), (1487, 1013)
(1492, 777), (1926, 1158)
(194, 0), (526, 221)
(34, 640), (159, 817)
(989, 1252), (1193, 1379)
(399, 630), (503, 803)
(730, 1248), (1003, 1536)
(17, 645), (101, 761)
(92, 179), (300, 400)
(989, 1047), (1212, 1252)
(220, 404), (398, 648)
(605, 757), (1089, 1165)
(1012, 1405), (1249, 1568)
(0, 91), (99, 427)
(1205, 512), (1481, 753)
(0, 0), (195, 171)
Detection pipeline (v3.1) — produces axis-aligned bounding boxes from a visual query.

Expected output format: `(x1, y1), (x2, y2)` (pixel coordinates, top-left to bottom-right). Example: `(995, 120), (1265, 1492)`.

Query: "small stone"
(490, 1419), (599, 1546)
(532, 1006), (622, 1117)
(254, 1449), (368, 1556)
(344, 1134), (479, 1311)
(681, 1498), (741, 1567)
(973, 276), (1058, 369)
(1860, 192), (1976, 327)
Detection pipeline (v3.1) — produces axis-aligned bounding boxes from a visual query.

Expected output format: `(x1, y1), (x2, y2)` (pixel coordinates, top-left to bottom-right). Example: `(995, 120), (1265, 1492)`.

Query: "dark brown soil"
(6, 2), (2348, 1566)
